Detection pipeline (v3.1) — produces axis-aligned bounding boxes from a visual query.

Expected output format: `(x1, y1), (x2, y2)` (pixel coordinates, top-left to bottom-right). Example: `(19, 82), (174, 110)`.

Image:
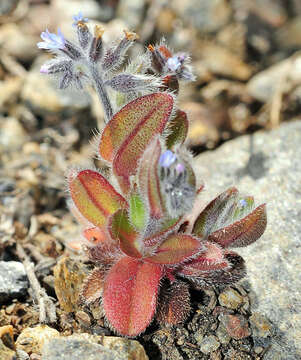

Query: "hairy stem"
(89, 64), (113, 122)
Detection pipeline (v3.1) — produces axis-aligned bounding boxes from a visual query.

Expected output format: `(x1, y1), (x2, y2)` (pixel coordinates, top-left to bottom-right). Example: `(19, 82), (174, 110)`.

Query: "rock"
(0, 261), (28, 304)
(199, 335), (220, 354)
(0, 339), (15, 360)
(0, 117), (28, 151)
(249, 312), (273, 351)
(0, 0), (19, 16)
(0, 325), (14, 351)
(218, 288), (244, 310)
(276, 16), (301, 48)
(16, 325), (60, 355)
(247, 55), (301, 102)
(172, 0), (231, 33)
(194, 120), (301, 358)
(41, 334), (147, 360)
(218, 314), (250, 340)
(196, 42), (252, 81)
(216, 323), (231, 345)
(0, 24), (38, 62)
(116, 0), (145, 29)
(101, 336), (148, 360)
(0, 78), (23, 112)
(21, 59), (90, 115)
(53, 257), (90, 313)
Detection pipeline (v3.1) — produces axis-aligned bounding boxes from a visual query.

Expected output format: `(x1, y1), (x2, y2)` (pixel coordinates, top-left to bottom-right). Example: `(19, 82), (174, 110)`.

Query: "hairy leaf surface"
(103, 256), (163, 336)
(69, 169), (127, 228)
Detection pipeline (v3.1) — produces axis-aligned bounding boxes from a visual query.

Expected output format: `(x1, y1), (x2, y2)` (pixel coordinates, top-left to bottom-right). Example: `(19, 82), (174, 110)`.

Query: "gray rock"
(116, 0), (145, 29)
(0, 261), (28, 304)
(42, 337), (123, 360)
(194, 120), (301, 358)
(172, 0), (231, 33)
(199, 335), (220, 354)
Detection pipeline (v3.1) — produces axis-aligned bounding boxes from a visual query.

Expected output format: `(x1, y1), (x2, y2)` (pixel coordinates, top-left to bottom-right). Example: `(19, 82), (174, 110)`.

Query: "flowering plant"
(38, 13), (267, 337)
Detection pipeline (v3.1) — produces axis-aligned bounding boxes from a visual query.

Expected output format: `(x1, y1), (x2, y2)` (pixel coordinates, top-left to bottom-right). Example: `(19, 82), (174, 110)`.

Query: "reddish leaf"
(166, 110), (188, 149)
(112, 94), (174, 193)
(147, 234), (202, 265)
(208, 204), (267, 248)
(157, 281), (190, 325)
(143, 217), (181, 248)
(193, 187), (239, 238)
(138, 138), (165, 219)
(99, 93), (173, 163)
(179, 242), (230, 273)
(109, 209), (142, 258)
(103, 256), (163, 336)
(178, 251), (246, 286)
(69, 169), (127, 228)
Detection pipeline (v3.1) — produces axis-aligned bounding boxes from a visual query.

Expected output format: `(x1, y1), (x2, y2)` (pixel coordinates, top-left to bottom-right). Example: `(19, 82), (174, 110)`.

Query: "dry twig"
(16, 243), (57, 324)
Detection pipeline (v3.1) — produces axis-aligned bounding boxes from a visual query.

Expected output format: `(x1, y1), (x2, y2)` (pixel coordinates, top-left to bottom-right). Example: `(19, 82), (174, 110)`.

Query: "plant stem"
(89, 64), (113, 122)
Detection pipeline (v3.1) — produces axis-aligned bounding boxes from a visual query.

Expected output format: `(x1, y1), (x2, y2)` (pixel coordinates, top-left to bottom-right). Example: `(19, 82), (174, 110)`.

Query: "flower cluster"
(38, 13), (267, 337)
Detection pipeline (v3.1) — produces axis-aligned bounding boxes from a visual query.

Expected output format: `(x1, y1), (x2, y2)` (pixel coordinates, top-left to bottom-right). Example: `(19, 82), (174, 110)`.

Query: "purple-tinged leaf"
(157, 281), (191, 325)
(138, 138), (165, 219)
(81, 268), (104, 305)
(178, 251), (246, 286)
(208, 204), (267, 248)
(192, 187), (239, 238)
(166, 110), (188, 149)
(146, 234), (202, 265)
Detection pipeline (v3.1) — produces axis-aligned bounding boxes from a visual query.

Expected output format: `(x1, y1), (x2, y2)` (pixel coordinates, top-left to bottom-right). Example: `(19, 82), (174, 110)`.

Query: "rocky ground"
(0, 0), (301, 359)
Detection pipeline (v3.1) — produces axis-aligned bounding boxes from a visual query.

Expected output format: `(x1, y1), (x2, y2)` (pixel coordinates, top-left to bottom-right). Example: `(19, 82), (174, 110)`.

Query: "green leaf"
(129, 191), (147, 231)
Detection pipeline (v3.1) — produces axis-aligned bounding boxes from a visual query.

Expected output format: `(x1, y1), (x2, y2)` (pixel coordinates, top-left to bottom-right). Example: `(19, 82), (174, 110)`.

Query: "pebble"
(102, 336), (148, 360)
(218, 314), (250, 340)
(0, 339), (15, 360)
(0, 117), (28, 150)
(53, 256), (90, 313)
(199, 335), (220, 355)
(42, 336), (118, 360)
(0, 24), (38, 62)
(216, 323), (231, 345)
(16, 325), (60, 355)
(218, 287), (244, 310)
(0, 261), (28, 304)
(116, 0), (145, 29)
(41, 334), (148, 360)
(172, 0), (231, 33)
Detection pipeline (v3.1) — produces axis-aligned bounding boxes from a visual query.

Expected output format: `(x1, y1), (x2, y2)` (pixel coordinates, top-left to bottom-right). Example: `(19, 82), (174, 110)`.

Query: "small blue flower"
(167, 56), (182, 72)
(159, 150), (177, 168)
(239, 199), (248, 208)
(72, 11), (89, 27)
(37, 28), (65, 50)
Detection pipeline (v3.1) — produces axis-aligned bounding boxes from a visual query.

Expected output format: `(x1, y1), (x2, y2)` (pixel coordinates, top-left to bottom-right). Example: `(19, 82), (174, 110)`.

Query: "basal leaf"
(147, 234), (202, 265)
(143, 217), (180, 247)
(157, 281), (190, 325)
(103, 256), (163, 337)
(192, 187), (239, 238)
(177, 242), (230, 274)
(81, 268), (105, 305)
(99, 93), (173, 163)
(178, 251), (246, 286)
(138, 138), (165, 219)
(208, 204), (267, 248)
(69, 169), (127, 228)
(109, 209), (142, 258)
(112, 94), (174, 193)
(166, 110), (188, 149)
